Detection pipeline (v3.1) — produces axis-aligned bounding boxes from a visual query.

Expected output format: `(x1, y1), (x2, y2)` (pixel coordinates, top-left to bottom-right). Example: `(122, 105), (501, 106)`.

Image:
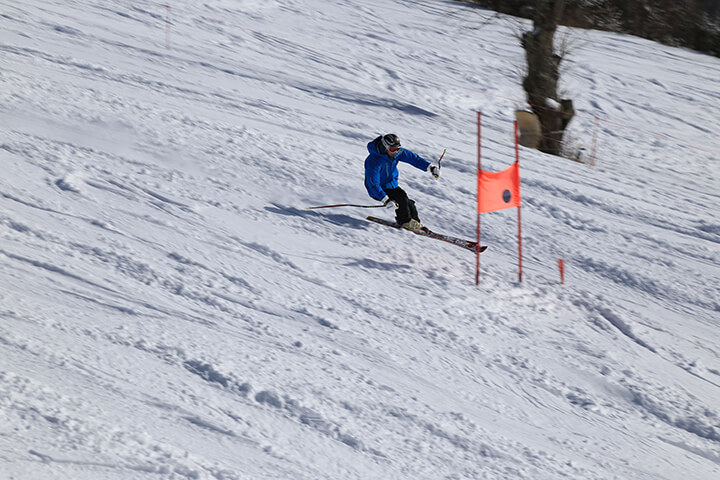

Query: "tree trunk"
(521, 0), (575, 156)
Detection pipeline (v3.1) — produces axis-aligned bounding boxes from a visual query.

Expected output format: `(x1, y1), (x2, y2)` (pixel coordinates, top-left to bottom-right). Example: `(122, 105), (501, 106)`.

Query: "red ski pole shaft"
(437, 148), (447, 168)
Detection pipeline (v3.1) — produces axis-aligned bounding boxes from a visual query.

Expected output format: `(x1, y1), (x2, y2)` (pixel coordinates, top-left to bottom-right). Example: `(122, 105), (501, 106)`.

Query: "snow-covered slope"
(1, 1), (719, 479)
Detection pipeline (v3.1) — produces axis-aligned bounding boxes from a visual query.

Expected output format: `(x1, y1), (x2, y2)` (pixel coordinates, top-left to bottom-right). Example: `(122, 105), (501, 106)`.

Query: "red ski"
(367, 216), (487, 254)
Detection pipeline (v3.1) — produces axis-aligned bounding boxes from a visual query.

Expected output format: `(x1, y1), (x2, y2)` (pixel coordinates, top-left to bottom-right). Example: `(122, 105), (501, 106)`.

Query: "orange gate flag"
(477, 162), (521, 213)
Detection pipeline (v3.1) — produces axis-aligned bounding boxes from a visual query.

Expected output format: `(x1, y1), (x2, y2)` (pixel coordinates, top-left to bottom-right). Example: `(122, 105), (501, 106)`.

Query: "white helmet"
(381, 134), (401, 151)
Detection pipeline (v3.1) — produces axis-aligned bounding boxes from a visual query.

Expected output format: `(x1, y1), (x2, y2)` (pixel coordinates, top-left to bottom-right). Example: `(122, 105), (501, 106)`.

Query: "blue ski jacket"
(364, 136), (430, 200)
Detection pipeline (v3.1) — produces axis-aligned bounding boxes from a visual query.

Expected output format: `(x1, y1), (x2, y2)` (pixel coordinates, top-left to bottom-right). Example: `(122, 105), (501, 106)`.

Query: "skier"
(364, 134), (440, 231)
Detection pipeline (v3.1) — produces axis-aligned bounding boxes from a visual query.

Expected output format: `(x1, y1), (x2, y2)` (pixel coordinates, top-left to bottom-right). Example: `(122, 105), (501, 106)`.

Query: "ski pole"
(307, 203), (385, 210)
(437, 148), (447, 168)
(430, 148), (446, 180)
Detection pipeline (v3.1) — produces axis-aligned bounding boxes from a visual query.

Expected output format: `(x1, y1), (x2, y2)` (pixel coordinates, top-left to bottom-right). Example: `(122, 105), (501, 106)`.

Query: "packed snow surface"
(1, 0), (719, 479)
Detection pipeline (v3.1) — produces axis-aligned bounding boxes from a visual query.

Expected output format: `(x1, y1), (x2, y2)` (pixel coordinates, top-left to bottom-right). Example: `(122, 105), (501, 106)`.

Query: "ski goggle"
(387, 146), (401, 153)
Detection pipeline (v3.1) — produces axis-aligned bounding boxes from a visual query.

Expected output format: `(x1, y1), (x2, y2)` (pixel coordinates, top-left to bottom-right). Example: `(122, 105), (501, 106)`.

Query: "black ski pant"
(385, 187), (419, 225)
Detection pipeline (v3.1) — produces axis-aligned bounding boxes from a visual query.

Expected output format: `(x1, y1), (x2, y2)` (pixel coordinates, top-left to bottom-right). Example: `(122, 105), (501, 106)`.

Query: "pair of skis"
(307, 208), (485, 254)
(366, 216), (487, 254)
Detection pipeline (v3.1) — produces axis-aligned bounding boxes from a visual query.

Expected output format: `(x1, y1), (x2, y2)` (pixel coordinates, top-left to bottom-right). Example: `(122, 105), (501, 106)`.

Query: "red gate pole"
(514, 120), (523, 283)
(475, 111), (482, 285)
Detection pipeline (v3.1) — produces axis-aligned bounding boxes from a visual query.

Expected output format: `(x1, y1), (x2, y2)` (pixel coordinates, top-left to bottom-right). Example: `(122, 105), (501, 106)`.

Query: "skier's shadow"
(265, 204), (370, 230)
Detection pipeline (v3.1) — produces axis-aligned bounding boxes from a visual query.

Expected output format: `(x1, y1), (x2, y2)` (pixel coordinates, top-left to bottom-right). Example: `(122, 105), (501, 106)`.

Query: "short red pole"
(558, 259), (565, 284)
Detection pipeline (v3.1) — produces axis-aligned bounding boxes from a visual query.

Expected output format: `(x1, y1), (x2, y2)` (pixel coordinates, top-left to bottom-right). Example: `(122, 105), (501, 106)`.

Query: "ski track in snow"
(1, 0), (719, 479)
